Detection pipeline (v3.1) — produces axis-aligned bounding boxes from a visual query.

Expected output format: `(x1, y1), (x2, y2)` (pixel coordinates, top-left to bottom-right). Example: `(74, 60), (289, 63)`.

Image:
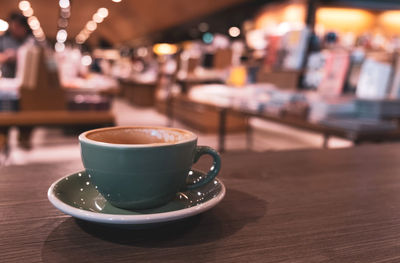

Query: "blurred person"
(0, 12), (33, 78)
(0, 13), (34, 149)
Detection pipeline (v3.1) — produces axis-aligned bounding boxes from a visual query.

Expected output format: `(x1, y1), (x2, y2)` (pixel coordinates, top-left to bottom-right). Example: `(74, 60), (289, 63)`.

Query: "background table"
(2, 144), (400, 262)
(119, 79), (157, 107)
(170, 96), (400, 152)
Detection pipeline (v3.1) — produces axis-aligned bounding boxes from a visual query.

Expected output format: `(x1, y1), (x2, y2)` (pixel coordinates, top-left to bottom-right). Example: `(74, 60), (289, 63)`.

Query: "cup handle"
(186, 146), (221, 190)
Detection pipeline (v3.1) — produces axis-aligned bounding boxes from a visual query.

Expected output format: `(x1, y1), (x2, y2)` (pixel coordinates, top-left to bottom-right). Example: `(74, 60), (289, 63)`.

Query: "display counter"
(119, 78), (157, 107)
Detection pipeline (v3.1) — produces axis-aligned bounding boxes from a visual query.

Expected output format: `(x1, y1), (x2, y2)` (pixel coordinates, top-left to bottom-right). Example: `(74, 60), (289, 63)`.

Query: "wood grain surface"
(2, 144), (400, 262)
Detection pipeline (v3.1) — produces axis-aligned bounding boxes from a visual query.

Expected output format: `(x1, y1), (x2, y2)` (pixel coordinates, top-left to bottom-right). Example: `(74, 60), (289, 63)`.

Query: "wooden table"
(169, 96), (400, 152)
(2, 144), (400, 262)
(163, 95), (247, 133)
(220, 107), (400, 152)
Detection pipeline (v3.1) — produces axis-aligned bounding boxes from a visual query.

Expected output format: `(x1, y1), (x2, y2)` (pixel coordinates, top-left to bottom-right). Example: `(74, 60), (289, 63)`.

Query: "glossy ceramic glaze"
(79, 126), (221, 210)
(47, 170), (225, 225)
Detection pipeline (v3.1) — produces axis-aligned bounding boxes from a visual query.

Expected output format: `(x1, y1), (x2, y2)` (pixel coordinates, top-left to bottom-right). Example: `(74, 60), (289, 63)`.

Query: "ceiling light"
(92, 13), (103, 23)
(32, 26), (45, 39)
(30, 22), (40, 30)
(202, 32), (214, 44)
(153, 43), (178, 55)
(27, 16), (37, 24)
(79, 29), (90, 39)
(86, 21), (97, 31)
(97, 8), (109, 18)
(55, 42), (65, 52)
(59, 0), (70, 8)
(76, 8), (108, 44)
(56, 29), (67, 43)
(28, 16), (40, 30)
(33, 29), (43, 37)
(112, 0), (122, 2)
(60, 9), (70, 18)
(137, 47), (148, 57)
(22, 8), (34, 17)
(228, 26), (240, 37)
(76, 34), (86, 44)
(18, 1), (31, 11)
(198, 22), (209, 32)
(82, 28), (90, 35)
(81, 55), (92, 66)
(0, 19), (9, 32)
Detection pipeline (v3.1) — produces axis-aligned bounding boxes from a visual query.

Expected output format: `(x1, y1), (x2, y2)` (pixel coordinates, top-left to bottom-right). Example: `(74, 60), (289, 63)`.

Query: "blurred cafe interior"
(4, 0), (400, 261)
(2, 0), (400, 162)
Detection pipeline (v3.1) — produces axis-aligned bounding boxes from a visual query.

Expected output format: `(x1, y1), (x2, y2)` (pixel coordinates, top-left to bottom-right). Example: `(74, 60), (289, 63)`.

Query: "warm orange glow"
(153, 43), (178, 55)
(254, 3), (400, 39)
(284, 5), (305, 23)
(255, 2), (306, 29)
(379, 11), (400, 25)
(181, 41), (193, 50)
(316, 8), (375, 35)
(378, 11), (400, 35)
(227, 66), (247, 86)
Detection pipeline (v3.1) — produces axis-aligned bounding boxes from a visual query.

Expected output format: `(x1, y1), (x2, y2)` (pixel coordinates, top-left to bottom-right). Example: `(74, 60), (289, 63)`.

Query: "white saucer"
(48, 170), (225, 226)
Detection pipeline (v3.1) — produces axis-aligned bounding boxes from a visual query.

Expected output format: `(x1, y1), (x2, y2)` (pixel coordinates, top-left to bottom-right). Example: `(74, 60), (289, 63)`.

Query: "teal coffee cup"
(79, 126), (221, 210)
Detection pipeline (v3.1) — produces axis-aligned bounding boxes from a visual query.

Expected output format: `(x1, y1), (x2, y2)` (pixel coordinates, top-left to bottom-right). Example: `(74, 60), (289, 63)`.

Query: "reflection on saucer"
(48, 170), (225, 226)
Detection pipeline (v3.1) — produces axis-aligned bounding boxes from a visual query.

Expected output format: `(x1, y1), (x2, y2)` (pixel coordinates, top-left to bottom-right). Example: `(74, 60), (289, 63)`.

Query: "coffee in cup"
(79, 126), (221, 210)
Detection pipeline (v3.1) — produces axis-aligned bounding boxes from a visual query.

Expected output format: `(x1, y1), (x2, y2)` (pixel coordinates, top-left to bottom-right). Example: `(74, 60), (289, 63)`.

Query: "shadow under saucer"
(41, 189), (267, 262)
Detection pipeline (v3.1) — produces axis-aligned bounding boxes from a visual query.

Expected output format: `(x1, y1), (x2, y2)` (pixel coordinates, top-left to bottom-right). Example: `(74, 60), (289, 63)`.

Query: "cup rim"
(79, 126), (197, 148)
